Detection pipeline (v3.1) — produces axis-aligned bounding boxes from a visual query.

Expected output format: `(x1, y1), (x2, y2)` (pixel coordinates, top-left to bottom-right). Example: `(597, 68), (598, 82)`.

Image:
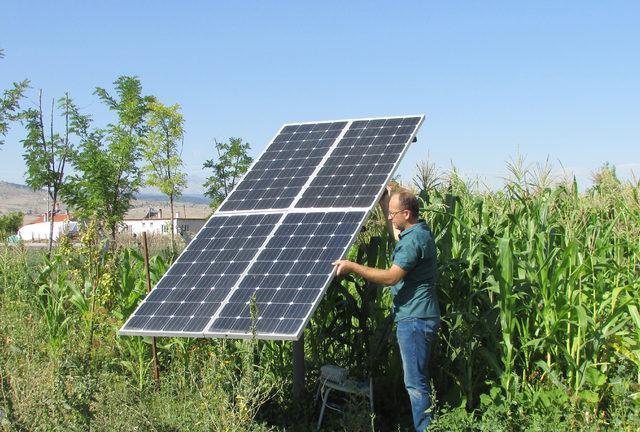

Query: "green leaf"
(584, 367), (607, 389)
(578, 389), (600, 404)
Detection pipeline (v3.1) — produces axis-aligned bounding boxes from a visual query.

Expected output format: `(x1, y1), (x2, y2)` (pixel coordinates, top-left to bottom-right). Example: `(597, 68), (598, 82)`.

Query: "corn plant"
(399, 161), (640, 415)
(34, 254), (75, 352)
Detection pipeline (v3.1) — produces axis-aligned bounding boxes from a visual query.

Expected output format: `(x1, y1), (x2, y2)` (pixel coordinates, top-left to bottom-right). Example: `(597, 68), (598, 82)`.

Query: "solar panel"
(205, 211), (365, 338)
(121, 213), (282, 336)
(219, 121), (348, 211)
(119, 115), (424, 340)
(295, 116), (422, 208)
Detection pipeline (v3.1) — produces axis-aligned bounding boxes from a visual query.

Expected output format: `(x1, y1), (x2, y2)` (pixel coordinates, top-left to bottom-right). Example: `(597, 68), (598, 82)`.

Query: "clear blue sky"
(1, 1), (639, 193)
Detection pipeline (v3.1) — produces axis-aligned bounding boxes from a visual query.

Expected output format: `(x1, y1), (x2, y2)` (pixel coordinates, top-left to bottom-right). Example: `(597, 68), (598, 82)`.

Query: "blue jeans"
(396, 317), (440, 432)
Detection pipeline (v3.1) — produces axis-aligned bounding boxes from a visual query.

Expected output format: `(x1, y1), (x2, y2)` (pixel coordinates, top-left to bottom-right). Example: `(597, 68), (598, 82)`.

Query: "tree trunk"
(48, 198), (56, 257)
(169, 194), (175, 258)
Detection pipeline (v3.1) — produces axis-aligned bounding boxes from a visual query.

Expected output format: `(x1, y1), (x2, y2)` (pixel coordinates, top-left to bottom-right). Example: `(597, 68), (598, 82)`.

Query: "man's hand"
(332, 260), (354, 276)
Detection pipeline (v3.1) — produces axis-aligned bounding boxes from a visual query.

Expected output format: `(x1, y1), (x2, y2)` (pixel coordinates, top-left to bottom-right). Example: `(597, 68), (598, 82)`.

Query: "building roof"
(24, 214), (70, 226)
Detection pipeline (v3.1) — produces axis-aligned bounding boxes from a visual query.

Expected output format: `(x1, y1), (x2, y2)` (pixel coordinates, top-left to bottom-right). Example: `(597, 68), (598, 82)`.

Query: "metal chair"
(316, 373), (373, 430)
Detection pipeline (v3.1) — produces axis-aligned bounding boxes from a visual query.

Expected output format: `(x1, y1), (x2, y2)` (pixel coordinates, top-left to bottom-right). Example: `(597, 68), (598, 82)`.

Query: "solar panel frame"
(119, 115), (425, 340)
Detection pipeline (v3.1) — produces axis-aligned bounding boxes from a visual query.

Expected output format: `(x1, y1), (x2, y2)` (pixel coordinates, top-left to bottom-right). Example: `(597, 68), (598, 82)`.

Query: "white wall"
(121, 219), (170, 236)
(18, 221), (78, 241)
(121, 218), (206, 237)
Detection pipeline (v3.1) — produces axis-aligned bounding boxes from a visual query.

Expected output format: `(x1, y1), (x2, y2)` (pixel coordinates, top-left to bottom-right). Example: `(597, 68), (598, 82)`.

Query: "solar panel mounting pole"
(292, 335), (305, 398)
(142, 232), (161, 388)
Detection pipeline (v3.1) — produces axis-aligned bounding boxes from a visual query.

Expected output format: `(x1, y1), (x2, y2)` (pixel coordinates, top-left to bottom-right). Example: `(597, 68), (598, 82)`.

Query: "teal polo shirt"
(390, 220), (440, 321)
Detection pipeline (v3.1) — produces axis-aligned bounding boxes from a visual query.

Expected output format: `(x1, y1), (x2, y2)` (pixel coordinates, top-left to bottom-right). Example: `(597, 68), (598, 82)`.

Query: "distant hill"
(0, 181), (48, 216)
(135, 191), (209, 204)
(0, 180), (211, 222)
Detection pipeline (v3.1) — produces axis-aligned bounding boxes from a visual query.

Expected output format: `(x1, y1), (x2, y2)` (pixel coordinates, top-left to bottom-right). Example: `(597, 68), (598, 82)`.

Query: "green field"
(1, 164), (639, 431)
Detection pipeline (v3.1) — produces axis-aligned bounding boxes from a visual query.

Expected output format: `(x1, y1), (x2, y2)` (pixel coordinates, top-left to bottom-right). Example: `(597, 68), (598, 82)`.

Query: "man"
(332, 189), (440, 432)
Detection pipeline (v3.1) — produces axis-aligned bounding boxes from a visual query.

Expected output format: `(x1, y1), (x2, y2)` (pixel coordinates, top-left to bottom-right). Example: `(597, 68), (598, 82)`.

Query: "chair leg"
(316, 387), (332, 430)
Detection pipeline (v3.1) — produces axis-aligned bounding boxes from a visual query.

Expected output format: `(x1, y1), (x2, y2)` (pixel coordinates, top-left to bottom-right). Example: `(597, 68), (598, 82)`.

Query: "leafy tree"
(203, 137), (252, 209)
(0, 48), (29, 148)
(20, 91), (85, 254)
(0, 211), (23, 239)
(65, 76), (153, 240)
(142, 100), (187, 256)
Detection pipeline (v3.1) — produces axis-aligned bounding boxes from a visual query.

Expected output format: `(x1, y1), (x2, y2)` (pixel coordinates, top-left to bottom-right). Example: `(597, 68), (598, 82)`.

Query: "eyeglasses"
(388, 209), (408, 218)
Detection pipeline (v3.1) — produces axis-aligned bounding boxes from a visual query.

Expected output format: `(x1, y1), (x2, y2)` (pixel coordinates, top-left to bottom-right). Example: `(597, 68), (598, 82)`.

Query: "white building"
(18, 213), (79, 241)
(121, 208), (206, 238)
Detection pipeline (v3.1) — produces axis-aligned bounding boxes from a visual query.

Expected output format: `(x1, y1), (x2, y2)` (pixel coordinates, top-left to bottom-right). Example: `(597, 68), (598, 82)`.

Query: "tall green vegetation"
(142, 100), (187, 256)
(8, 72), (193, 250)
(422, 162), (640, 428)
(203, 137), (252, 209)
(65, 76), (153, 240)
(0, 234), (280, 431)
(1, 159), (638, 431)
(20, 91), (86, 255)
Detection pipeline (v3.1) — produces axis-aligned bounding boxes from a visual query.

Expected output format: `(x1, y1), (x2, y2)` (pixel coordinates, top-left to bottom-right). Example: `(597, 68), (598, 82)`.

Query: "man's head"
(388, 190), (420, 231)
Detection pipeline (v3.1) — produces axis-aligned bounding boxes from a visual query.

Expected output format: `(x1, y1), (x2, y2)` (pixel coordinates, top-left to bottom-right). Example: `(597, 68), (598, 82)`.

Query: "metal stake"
(292, 334), (305, 398)
(142, 232), (161, 388)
